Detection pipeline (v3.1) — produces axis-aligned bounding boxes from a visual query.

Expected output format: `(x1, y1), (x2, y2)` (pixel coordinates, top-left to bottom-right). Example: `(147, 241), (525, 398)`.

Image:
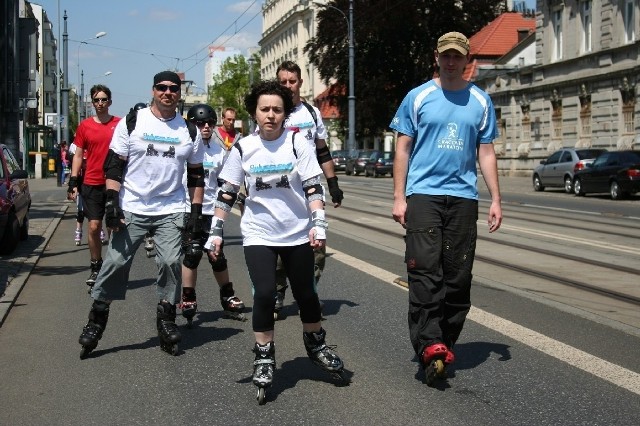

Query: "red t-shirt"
(73, 116), (121, 185)
(217, 127), (236, 150)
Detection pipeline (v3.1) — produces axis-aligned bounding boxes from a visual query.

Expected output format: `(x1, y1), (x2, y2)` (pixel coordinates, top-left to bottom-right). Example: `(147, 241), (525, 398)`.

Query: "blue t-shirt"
(389, 80), (497, 200)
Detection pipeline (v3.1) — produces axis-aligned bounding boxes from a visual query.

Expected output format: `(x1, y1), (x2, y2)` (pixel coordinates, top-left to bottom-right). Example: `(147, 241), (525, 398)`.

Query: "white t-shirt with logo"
(219, 129), (322, 246)
(284, 102), (327, 148)
(184, 140), (230, 215)
(110, 108), (205, 215)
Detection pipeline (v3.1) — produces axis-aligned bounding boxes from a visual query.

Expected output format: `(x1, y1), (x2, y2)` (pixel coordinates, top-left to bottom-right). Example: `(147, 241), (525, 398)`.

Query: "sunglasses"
(154, 83), (180, 93)
(92, 97), (109, 104)
(194, 120), (215, 127)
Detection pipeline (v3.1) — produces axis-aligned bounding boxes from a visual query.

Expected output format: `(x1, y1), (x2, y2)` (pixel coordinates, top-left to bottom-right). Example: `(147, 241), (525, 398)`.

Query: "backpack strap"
(291, 129), (299, 159)
(186, 119), (197, 142)
(301, 101), (318, 126)
(126, 108), (196, 142)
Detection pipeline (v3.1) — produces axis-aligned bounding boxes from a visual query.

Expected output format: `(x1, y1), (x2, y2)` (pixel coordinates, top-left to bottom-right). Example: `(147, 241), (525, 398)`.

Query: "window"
(622, 105), (634, 134)
(581, 1), (592, 53)
(45, 92), (51, 107)
(560, 151), (573, 163)
(553, 9), (563, 60)
(552, 115), (562, 139)
(624, 0), (635, 43)
(546, 151), (562, 165)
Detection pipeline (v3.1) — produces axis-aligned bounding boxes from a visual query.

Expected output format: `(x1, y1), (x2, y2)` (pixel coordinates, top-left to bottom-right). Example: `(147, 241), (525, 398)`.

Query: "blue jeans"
(91, 211), (183, 303)
(405, 195), (478, 356)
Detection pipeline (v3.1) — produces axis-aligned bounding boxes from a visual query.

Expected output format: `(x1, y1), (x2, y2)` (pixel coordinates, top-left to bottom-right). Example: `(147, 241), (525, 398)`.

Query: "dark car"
(345, 149), (378, 176)
(331, 150), (349, 172)
(364, 151), (394, 177)
(532, 148), (606, 193)
(573, 150), (640, 200)
(0, 144), (31, 254)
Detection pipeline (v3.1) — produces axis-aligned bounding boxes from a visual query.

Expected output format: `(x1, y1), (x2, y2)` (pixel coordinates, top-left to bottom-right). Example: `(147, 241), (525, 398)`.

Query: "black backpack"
(125, 108), (197, 141)
(301, 101), (318, 127)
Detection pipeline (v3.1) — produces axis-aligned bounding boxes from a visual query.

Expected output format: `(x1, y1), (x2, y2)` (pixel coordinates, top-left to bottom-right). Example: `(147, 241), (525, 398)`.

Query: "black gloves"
(326, 176), (344, 205)
(104, 189), (124, 230)
(186, 203), (204, 239)
(67, 176), (78, 195)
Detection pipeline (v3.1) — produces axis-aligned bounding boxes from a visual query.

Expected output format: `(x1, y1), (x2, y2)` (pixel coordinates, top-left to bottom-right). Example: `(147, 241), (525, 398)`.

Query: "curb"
(0, 205), (67, 327)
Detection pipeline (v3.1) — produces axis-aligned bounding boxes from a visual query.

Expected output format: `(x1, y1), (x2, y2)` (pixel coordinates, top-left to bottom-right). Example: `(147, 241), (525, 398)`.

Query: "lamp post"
(248, 57), (256, 133)
(76, 31), (107, 121)
(310, 0), (355, 152)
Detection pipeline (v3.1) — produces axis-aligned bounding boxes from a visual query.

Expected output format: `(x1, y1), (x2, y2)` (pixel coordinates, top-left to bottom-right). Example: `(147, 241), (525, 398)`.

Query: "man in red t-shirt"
(68, 84), (121, 289)
(212, 107), (240, 150)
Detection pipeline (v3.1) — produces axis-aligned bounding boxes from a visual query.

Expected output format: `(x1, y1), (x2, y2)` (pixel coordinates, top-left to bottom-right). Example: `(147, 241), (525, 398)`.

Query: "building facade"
(475, 0), (639, 176)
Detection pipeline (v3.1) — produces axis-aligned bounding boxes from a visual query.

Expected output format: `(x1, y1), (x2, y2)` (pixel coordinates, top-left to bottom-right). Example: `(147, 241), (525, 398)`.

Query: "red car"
(0, 144), (31, 254)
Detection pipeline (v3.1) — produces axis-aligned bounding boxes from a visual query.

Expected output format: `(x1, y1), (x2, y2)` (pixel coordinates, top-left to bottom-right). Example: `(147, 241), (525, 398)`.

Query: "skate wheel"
(331, 369), (350, 384)
(75, 242), (80, 246)
(425, 359), (446, 386)
(170, 344), (179, 356)
(256, 387), (266, 405)
(80, 346), (93, 359)
(186, 318), (193, 329)
(146, 251), (153, 258)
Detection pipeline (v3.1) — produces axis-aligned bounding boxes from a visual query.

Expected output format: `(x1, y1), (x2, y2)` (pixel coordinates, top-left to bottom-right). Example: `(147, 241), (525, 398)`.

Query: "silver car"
(532, 148), (606, 193)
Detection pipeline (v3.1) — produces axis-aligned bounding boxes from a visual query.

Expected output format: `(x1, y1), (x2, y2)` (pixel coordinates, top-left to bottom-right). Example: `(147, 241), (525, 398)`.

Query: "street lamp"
(310, 0), (355, 152)
(248, 57), (256, 133)
(76, 31), (107, 121)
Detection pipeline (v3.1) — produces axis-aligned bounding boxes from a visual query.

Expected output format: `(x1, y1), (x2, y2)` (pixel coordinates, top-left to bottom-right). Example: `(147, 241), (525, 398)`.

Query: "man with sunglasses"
(78, 71), (205, 357)
(68, 85), (121, 290)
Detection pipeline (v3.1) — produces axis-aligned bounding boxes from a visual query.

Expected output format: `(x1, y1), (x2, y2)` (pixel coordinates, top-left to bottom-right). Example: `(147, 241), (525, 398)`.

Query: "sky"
(35, 0), (264, 117)
(35, 0), (536, 118)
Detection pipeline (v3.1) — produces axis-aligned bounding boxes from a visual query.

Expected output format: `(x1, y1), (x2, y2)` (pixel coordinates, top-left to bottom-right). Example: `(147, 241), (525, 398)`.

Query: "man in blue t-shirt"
(390, 31), (503, 385)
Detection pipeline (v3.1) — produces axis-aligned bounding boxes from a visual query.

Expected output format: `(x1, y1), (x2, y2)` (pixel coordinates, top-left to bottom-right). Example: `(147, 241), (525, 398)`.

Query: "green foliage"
(305, 0), (506, 137)
(207, 54), (261, 123)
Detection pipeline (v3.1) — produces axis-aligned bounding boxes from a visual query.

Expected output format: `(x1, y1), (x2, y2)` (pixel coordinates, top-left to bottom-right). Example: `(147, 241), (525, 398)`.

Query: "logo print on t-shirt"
(437, 122), (464, 151)
(146, 144), (159, 156)
(255, 177), (272, 191)
(162, 146), (176, 158)
(276, 175), (290, 188)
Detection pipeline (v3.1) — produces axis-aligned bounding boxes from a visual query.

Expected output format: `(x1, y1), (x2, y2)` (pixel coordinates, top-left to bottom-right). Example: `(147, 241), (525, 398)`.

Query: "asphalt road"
(0, 175), (639, 425)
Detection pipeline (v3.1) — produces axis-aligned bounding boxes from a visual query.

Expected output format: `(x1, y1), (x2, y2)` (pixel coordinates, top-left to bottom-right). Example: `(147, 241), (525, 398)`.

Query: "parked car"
(345, 149), (378, 176)
(573, 150), (640, 200)
(0, 144), (31, 255)
(532, 148), (606, 193)
(331, 150), (349, 172)
(364, 151), (394, 177)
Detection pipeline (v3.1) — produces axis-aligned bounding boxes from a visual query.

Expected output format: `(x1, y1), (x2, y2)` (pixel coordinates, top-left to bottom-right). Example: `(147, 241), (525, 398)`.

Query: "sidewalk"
(0, 177), (68, 326)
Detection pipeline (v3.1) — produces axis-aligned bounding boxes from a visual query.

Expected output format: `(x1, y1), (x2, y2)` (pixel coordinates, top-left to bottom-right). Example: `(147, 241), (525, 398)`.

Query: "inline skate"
(157, 301), (181, 355)
(273, 288), (286, 321)
(86, 259), (102, 293)
(303, 328), (348, 383)
(252, 341), (275, 405)
(144, 232), (155, 257)
(220, 282), (247, 321)
(421, 342), (450, 386)
(79, 301), (109, 359)
(179, 288), (197, 328)
(74, 229), (82, 246)
(100, 229), (107, 245)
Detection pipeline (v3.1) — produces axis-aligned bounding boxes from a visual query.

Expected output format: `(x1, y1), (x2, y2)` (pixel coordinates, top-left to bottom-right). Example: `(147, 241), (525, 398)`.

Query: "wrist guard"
(104, 189), (124, 230)
(311, 209), (328, 240)
(67, 176), (78, 193)
(326, 176), (344, 204)
(186, 203), (204, 237)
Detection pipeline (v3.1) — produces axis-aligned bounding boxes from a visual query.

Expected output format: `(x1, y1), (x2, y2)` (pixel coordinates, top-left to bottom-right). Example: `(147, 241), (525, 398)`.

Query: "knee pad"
(183, 250), (203, 269)
(208, 251), (227, 272)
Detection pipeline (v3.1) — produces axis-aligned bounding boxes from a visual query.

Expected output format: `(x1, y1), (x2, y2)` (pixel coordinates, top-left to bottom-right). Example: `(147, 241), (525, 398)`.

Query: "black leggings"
(245, 244), (321, 332)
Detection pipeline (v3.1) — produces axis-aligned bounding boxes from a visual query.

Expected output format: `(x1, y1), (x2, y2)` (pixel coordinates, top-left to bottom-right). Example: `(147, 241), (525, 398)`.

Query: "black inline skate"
(85, 259), (102, 293)
(78, 301), (109, 359)
(252, 341), (275, 405)
(157, 301), (181, 355)
(273, 288), (286, 321)
(179, 288), (197, 328)
(220, 282), (247, 321)
(303, 328), (348, 383)
(421, 342), (450, 386)
(144, 232), (155, 257)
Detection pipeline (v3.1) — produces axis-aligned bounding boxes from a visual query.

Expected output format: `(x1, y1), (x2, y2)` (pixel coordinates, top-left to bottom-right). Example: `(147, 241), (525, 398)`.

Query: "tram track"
(328, 204), (640, 307)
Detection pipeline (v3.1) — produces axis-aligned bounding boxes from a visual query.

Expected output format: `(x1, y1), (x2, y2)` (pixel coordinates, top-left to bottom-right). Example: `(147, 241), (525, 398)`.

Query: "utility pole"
(62, 11), (70, 146)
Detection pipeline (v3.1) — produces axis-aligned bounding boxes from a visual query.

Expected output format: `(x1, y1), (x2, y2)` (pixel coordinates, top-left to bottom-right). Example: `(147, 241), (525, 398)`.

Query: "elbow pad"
(302, 176), (324, 203)
(103, 149), (126, 183)
(316, 145), (333, 164)
(215, 182), (239, 212)
(187, 165), (205, 188)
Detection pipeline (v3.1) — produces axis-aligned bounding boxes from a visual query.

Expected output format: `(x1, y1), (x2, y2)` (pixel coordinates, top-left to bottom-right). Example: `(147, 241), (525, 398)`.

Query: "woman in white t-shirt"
(205, 80), (347, 400)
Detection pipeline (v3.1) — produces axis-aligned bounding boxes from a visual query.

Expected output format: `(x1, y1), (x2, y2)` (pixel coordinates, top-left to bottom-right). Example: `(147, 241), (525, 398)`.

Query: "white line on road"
(329, 246), (640, 396)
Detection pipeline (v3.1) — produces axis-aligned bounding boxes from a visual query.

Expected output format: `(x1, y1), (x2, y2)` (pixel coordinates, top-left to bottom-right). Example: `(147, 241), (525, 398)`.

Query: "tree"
(305, 0), (506, 138)
(208, 54), (261, 126)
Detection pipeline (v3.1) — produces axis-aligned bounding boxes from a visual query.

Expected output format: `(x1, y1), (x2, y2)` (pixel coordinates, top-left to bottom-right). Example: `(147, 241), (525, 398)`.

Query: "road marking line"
(329, 247), (640, 396)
